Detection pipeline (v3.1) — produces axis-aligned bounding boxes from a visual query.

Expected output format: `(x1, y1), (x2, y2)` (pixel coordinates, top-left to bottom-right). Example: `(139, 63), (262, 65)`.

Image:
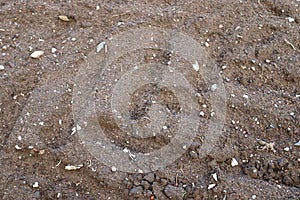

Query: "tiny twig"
(284, 39), (296, 51)
(52, 160), (62, 169)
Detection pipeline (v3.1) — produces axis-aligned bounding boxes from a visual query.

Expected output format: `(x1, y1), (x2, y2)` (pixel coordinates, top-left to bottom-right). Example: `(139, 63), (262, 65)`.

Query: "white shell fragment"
(96, 41), (106, 53)
(30, 51), (44, 58)
(211, 84), (218, 92)
(0, 65), (4, 70)
(231, 158), (239, 167)
(287, 17), (295, 23)
(111, 166), (117, 172)
(64, 164), (83, 170)
(15, 145), (22, 150)
(58, 15), (71, 22)
(192, 60), (199, 71)
(294, 141), (300, 146)
(208, 183), (216, 189)
(212, 173), (218, 181)
(32, 182), (39, 188)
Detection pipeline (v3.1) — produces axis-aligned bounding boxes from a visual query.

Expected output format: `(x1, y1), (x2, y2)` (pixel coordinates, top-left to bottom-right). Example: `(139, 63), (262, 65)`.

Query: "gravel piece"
(144, 173), (155, 183)
(0, 65), (4, 70)
(129, 186), (143, 197)
(189, 150), (198, 159)
(30, 51), (44, 58)
(231, 158), (238, 166)
(244, 166), (258, 178)
(141, 180), (150, 190)
(164, 185), (183, 199)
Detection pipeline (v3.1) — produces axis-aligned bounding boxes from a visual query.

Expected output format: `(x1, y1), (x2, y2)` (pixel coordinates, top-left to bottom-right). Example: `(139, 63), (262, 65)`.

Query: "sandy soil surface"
(0, 0), (299, 199)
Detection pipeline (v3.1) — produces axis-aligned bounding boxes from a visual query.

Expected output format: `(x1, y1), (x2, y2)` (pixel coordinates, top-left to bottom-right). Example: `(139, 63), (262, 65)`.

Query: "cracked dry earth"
(0, 0), (300, 200)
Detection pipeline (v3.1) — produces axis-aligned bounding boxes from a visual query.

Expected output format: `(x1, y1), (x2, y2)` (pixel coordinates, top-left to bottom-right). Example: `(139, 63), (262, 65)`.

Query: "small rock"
(30, 51), (44, 58)
(282, 175), (293, 185)
(207, 183), (216, 189)
(144, 173), (155, 183)
(294, 141), (300, 146)
(287, 17), (295, 23)
(96, 41), (106, 53)
(192, 60), (199, 71)
(189, 150), (198, 159)
(243, 94), (249, 99)
(58, 15), (71, 22)
(211, 84), (218, 92)
(199, 111), (205, 117)
(129, 186), (143, 196)
(141, 180), (150, 190)
(231, 158), (239, 167)
(212, 173), (218, 181)
(32, 181), (39, 188)
(111, 166), (117, 172)
(164, 185), (183, 199)
(244, 166), (258, 178)
(33, 191), (41, 198)
(284, 147), (290, 151)
(0, 65), (4, 70)
(278, 158), (289, 168)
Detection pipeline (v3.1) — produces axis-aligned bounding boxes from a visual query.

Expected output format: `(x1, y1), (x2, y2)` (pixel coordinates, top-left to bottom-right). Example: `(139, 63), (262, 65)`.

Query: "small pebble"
(211, 84), (218, 92)
(207, 183), (216, 189)
(199, 111), (205, 117)
(129, 186), (143, 196)
(111, 166), (117, 172)
(30, 51), (44, 58)
(192, 60), (199, 71)
(284, 147), (290, 151)
(212, 173), (218, 181)
(58, 15), (71, 22)
(144, 173), (155, 183)
(287, 17), (295, 22)
(294, 141), (300, 146)
(96, 41), (105, 53)
(243, 94), (249, 99)
(0, 65), (4, 70)
(231, 158), (238, 166)
(189, 150), (198, 159)
(51, 48), (57, 53)
(32, 181), (39, 188)
(164, 185), (183, 199)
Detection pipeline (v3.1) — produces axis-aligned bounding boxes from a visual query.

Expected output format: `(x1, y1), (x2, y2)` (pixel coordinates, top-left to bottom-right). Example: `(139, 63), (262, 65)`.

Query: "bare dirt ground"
(0, 0), (299, 199)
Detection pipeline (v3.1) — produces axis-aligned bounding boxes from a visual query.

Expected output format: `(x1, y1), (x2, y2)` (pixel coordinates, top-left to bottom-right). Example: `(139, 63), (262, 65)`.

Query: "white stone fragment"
(287, 17), (295, 22)
(32, 182), (39, 188)
(65, 164), (83, 170)
(212, 173), (218, 181)
(207, 183), (216, 189)
(111, 166), (117, 172)
(15, 145), (22, 150)
(211, 84), (218, 92)
(192, 60), (199, 71)
(243, 94), (249, 99)
(231, 158), (238, 166)
(294, 141), (300, 146)
(284, 147), (290, 151)
(96, 41), (106, 53)
(0, 65), (4, 70)
(30, 51), (44, 58)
